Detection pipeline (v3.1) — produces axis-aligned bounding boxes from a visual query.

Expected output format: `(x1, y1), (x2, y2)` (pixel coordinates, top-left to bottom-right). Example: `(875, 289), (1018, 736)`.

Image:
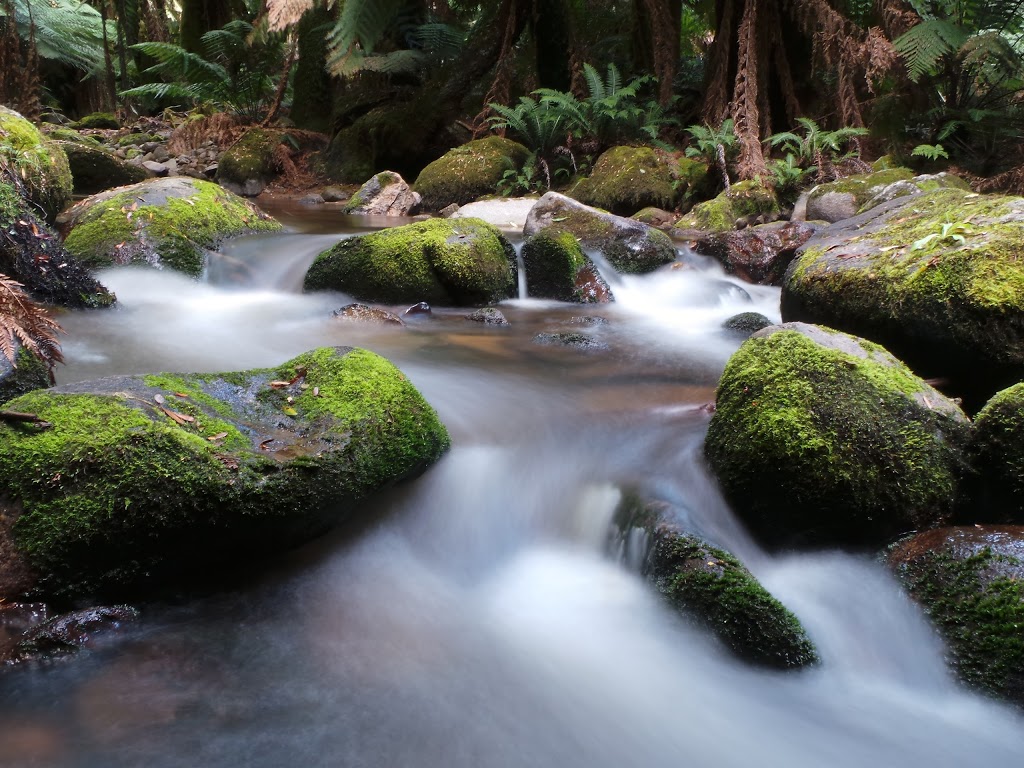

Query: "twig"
(0, 410), (52, 428)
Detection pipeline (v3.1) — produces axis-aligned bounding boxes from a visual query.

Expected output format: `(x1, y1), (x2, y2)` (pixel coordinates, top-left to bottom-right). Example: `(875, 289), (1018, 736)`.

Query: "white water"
(1, 223), (1022, 767)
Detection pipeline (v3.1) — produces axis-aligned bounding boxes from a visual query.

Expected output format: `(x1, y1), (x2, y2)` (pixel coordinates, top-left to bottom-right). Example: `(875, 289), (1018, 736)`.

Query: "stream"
(0, 203), (1022, 767)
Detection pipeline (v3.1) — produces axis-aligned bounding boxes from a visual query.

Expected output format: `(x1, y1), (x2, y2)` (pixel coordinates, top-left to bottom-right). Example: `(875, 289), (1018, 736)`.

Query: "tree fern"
(894, 19), (970, 81)
(326, 0), (405, 76)
(2, 0), (109, 74)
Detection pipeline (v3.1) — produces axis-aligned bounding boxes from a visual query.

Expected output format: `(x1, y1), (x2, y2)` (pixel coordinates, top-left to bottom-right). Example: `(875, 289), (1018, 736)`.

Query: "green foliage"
(120, 20), (285, 122)
(1, 0), (111, 75)
(685, 119), (737, 164)
(911, 220), (974, 251)
(769, 154), (814, 204)
(912, 143), (950, 160)
(497, 152), (551, 196)
(767, 117), (868, 167)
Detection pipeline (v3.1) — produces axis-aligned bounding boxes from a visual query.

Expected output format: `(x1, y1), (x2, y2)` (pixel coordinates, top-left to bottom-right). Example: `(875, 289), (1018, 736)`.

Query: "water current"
(0, 203), (1022, 767)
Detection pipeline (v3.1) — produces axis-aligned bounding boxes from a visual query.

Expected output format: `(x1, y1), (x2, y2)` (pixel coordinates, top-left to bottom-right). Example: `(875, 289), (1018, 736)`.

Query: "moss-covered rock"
(888, 526), (1024, 706)
(0, 106), (73, 222)
(523, 191), (676, 274)
(962, 383), (1024, 523)
(343, 171), (421, 215)
(521, 230), (611, 302)
(801, 168), (966, 223)
(303, 217), (517, 306)
(40, 127), (103, 148)
(782, 188), (1024, 407)
(73, 113), (119, 130)
(569, 146), (679, 216)
(414, 137), (530, 211)
(705, 322), (969, 549)
(53, 140), (148, 195)
(614, 494), (818, 668)
(0, 182), (114, 308)
(0, 344), (51, 403)
(0, 346), (450, 600)
(674, 178), (779, 232)
(216, 128), (285, 196)
(60, 177), (281, 277)
(722, 311), (772, 337)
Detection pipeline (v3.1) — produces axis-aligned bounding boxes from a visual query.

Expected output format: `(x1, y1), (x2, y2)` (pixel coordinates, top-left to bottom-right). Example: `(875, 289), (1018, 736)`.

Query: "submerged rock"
(466, 307), (509, 326)
(0, 346), (450, 600)
(532, 331), (608, 350)
(0, 106), (72, 222)
(888, 526), (1024, 706)
(60, 177), (281, 277)
(304, 217), (517, 306)
(0, 605), (139, 664)
(332, 303), (404, 325)
(614, 494), (818, 669)
(524, 191), (675, 274)
(705, 322), (969, 549)
(414, 136), (530, 211)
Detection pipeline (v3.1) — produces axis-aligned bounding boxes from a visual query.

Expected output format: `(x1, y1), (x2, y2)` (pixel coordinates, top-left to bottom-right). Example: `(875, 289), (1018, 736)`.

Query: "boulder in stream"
(59, 177), (281, 277)
(801, 168), (968, 223)
(521, 230), (613, 302)
(524, 191), (676, 275)
(303, 217), (517, 306)
(705, 322), (969, 549)
(413, 136), (530, 211)
(0, 106), (73, 222)
(343, 171), (421, 216)
(673, 178), (779, 233)
(0, 346), (450, 600)
(888, 525), (1024, 706)
(53, 139), (148, 195)
(568, 146), (680, 216)
(962, 383), (1024, 523)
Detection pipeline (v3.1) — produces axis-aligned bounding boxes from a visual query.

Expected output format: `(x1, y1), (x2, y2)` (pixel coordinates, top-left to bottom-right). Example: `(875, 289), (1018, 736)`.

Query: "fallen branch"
(0, 410), (52, 428)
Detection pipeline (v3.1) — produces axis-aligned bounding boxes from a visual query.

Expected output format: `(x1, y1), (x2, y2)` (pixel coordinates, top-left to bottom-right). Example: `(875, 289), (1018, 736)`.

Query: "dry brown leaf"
(207, 431), (228, 441)
(269, 381), (292, 389)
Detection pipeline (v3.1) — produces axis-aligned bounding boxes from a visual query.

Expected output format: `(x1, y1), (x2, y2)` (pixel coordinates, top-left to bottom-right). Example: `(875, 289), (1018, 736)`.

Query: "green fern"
(2, 0), (110, 74)
(894, 19), (969, 81)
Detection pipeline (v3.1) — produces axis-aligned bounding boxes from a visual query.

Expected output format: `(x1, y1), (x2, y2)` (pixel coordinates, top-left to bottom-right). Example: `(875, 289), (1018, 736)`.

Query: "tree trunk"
(291, 2), (334, 133)
(179, 0), (235, 53)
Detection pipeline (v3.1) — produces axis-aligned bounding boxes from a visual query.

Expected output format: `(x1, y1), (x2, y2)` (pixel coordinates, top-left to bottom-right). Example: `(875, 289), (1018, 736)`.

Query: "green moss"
(649, 532), (818, 668)
(0, 346), (51, 404)
(414, 137), (531, 211)
(0, 347), (449, 598)
(42, 128), (102, 148)
(964, 384), (1024, 522)
(343, 171), (403, 213)
(676, 178), (778, 232)
(303, 217), (516, 305)
(705, 326), (968, 548)
(216, 129), (284, 185)
(74, 113), (119, 130)
(0, 106), (73, 221)
(63, 179), (281, 276)
(569, 146), (679, 216)
(521, 230), (587, 300)
(117, 133), (161, 147)
(55, 140), (148, 195)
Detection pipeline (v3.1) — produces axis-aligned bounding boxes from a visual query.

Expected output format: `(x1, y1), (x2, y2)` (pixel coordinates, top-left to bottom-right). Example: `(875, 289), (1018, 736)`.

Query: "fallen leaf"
(259, 438), (274, 450)
(283, 406), (298, 416)
(269, 381), (291, 389)
(160, 406), (195, 424)
(313, 386), (320, 397)
(207, 431), (228, 441)
(174, 392), (189, 398)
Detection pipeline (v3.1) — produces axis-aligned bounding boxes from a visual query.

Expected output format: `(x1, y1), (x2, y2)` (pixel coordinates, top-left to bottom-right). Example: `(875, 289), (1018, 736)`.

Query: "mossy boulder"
(303, 217), (517, 306)
(523, 191), (676, 274)
(40, 127), (103, 148)
(782, 188), (1024, 407)
(0, 344), (51, 403)
(962, 383), (1024, 523)
(705, 322), (969, 549)
(216, 128), (285, 196)
(0, 182), (114, 308)
(414, 137), (530, 211)
(888, 526), (1024, 706)
(521, 230), (612, 302)
(0, 106), (73, 222)
(0, 346), (450, 600)
(568, 146), (679, 216)
(802, 168), (967, 223)
(73, 112), (119, 130)
(343, 171), (421, 216)
(60, 177), (281, 277)
(674, 178), (778, 232)
(614, 494), (818, 668)
(53, 140), (148, 195)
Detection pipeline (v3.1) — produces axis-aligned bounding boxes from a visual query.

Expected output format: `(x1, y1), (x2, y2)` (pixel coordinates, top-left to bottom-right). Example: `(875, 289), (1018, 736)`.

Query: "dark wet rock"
(0, 602), (48, 644)
(59, 177), (281, 278)
(705, 322), (969, 549)
(404, 301), (432, 317)
(344, 171), (421, 216)
(0, 106), (72, 222)
(782, 188), (1024, 408)
(299, 194), (325, 206)
(332, 303), (404, 325)
(414, 136), (530, 211)
(568, 315), (608, 326)
(466, 307), (509, 326)
(613, 493), (818, 669)
(0, 342), (51, 403)
(53, 140), (148, 195)
(521, 230), (613, 303)
(141, 160), (170, 177)
(722, 312), (772, 337)
(888, 526), (1024, 706)
(438, 203), (459, 218)
(0, 182), (115, 308)
(321, 186), (348, 203)
(962, 383), (1024, 523)
(0, 346), (450, 600)
(1, 605), (139, 664)
(303, 218), (517, 307)
(569, 146), (679, 216)
(532, 331), (609, 350)
(694, 220), (816, 285)
(524, 191), (675, 275)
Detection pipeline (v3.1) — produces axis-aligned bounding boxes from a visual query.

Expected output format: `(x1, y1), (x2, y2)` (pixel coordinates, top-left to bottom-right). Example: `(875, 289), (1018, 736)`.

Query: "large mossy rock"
(0, 346), (450, 600)
(60, 177), (281, 277)
(216, 128), (285, 197)
(521, 230), (612, 302)
(523, 191), (676, 274)
(0, 106), (73, 222)
(0, 182), (114, 308)
(303, 217), (517, 306)
(568, 146), (679, 216)
(53, 140), (148, 195)
(615, 494), (818, 669)
(803, 168), (967, 223)
(782, 188), (1024, 407)
(963, 383), (1024, 523)
(888, 526), (1024, 706)
(674, 178), (778, 232)
(705, 322), (969, 549)
(413, 137), (530, 211)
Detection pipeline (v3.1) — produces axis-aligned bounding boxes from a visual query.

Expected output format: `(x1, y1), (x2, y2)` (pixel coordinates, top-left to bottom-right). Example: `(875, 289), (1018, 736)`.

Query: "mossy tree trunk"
(291, 2), (334, 133)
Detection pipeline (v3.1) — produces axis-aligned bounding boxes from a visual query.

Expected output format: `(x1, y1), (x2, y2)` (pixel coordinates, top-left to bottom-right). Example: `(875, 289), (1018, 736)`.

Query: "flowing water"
(1, 205), (1022, 767)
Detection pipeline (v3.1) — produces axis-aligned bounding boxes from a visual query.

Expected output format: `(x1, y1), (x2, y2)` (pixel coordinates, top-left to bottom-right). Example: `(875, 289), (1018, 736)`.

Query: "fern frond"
(894, 19), (971, 81)
(327, 0), (403, 69)
(356, 49), (428, 75)
(582, 63), (604, 101)
(0, 274), (63, 371)
(266, 0), (314, 32)
(6, 0), (109, 74)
